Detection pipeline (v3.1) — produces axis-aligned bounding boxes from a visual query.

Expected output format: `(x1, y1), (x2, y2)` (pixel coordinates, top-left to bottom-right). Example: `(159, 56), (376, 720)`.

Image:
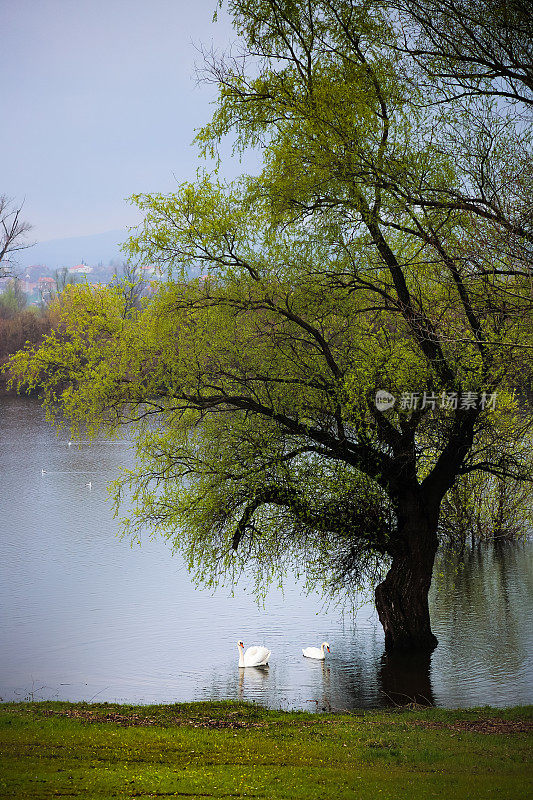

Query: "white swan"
(237, 640), (270, 668)
(302, 641), (330, 660)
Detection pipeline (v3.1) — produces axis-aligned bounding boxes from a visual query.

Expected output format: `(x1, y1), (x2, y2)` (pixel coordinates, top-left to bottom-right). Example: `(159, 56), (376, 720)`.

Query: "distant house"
(68, 264), (93, 275)
(27, 264), (48, 277)
(22, 275), (38, 294)
(141, 264), (165, 278)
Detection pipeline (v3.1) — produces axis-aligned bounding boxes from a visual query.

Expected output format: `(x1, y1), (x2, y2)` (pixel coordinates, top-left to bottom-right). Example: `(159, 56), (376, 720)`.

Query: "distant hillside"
(16, 230), (128, 270)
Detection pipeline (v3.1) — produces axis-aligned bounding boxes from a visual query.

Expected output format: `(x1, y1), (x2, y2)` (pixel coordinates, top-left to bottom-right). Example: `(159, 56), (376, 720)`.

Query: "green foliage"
(5, 1), (533, 619)
(391, 0), (533, 106)
(440, 470), (533, 545)
(0, 279), (27, 318)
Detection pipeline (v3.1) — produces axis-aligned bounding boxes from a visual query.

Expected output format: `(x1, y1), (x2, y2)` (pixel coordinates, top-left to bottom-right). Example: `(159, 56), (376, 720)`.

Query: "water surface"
(1, 397), (531, 709)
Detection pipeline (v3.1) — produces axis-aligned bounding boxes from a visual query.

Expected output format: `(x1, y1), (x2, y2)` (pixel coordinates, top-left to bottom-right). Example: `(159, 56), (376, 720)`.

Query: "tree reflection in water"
(427, 542), (532, 707)
(378, 650), (435, 706)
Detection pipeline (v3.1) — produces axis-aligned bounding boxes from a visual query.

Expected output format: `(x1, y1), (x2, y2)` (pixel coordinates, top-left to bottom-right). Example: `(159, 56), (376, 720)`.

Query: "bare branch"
(0, 195), (34, 278)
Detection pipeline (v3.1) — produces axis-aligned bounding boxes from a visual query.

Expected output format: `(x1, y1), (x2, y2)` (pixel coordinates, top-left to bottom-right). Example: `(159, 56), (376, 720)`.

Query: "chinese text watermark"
(375, 390), (499, 412)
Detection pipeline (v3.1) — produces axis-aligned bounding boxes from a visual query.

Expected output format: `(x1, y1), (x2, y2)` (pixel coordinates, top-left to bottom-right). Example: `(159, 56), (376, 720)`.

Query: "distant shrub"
(0, 309), (54, 396)
(0, 309), (53, 359)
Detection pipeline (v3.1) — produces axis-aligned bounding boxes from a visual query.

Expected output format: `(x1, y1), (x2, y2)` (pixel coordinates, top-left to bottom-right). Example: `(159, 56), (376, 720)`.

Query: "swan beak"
(326, 646), (330, 652)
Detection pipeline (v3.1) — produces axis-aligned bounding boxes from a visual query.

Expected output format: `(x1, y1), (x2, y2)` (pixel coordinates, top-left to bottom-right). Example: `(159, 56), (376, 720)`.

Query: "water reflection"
(237, 667), (270, 700)
(429, 543), (533, 708)
(299, 662), (332, 713)
(0, 397), (532, 709)
(378, 650), (434, 707)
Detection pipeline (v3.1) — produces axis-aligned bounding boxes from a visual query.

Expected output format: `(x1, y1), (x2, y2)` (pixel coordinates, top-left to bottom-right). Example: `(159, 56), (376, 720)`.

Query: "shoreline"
(2, 701), (532, 799)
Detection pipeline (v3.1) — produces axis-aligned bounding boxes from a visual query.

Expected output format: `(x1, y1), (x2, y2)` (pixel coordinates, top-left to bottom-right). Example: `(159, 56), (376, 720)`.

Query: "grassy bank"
(1, 701), (531, 799)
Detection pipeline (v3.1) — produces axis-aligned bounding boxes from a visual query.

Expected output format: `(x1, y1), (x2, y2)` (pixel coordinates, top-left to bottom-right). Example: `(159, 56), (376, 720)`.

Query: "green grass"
(0, 701), (531, 799)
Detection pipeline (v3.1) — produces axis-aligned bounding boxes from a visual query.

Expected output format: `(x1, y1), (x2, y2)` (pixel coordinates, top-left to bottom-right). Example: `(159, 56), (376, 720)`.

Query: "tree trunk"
(375, 498), (439, 651)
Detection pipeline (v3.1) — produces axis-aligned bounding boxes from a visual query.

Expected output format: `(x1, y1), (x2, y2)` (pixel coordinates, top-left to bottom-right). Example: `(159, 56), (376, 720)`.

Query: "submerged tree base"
(375, 533), (440, 652)
(375, 576), (439, 652)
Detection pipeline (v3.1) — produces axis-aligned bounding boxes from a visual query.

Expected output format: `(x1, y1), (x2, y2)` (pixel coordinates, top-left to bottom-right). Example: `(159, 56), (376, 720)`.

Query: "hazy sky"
(1, 0), (247, 242)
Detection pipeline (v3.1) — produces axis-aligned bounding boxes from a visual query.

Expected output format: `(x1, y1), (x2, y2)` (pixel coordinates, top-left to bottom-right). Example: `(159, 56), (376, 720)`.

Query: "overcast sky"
(1, 0), (249, 243)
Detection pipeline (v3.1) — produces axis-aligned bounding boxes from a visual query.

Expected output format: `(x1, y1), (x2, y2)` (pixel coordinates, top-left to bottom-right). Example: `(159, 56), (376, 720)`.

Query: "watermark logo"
(375, 390), (396, 411)
(375, 390), (498, 411)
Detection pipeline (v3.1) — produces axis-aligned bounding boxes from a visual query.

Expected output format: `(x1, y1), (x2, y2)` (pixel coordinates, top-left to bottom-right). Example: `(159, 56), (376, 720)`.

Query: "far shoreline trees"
(7, 0), (533, 651)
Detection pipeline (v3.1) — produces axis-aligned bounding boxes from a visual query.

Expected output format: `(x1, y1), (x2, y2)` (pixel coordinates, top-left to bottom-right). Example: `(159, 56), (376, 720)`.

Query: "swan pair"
(237, 640), (330, 666)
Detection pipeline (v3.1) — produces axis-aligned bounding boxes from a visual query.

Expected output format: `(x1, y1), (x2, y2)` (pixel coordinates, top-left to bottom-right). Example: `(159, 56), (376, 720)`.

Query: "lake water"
(1, 397), (532, 710)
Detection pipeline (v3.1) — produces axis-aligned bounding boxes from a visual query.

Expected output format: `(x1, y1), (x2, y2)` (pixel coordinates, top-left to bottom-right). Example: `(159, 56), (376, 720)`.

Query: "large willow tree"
(9, 0), (533, 650)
